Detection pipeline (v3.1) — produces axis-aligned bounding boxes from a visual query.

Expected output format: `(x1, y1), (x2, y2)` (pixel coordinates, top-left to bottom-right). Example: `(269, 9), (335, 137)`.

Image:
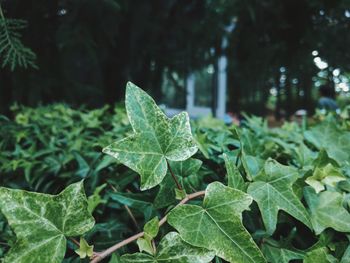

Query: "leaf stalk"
(90, 190), (205, 263)
(166, 160), (183, 190)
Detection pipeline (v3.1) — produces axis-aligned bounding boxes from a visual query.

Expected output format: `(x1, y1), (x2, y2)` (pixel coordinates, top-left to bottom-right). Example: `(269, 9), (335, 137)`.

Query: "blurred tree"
(227, 0), (350, 117)
(0, 0), (349, 117)
(0, 0), (234, 114)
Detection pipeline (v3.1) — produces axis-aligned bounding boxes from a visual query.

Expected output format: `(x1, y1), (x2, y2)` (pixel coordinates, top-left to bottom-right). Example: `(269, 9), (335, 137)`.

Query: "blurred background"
(0, 0), (350, 120)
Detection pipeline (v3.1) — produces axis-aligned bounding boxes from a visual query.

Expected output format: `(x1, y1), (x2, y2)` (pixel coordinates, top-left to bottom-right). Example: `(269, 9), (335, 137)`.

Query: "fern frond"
(0, 8), (37, 71)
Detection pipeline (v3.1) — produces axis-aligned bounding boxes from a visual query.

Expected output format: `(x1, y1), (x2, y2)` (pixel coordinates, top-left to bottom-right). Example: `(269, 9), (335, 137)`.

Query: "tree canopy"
(0, 0), (349, 116)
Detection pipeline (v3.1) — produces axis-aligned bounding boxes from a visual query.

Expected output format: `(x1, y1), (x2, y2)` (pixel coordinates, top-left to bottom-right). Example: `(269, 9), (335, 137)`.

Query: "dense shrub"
(0, 83), (350, 262)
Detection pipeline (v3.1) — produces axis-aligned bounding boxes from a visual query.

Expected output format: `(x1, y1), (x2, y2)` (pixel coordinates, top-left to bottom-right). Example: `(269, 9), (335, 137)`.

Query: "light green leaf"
(0, 181), (95, 263)
(223, 153), (246, 191)
(88, 183), (107, 213)
(137, 237), (154, 255)
(103, 82), (198, 190)
(75, 237), (94, 259)
(304, 120), (350, 166)
(137, 217), (159, 255)
(247, 159), (312, 234)
(306, 163), (346, 193)
(261, 243), (304, 263)
(304, 247), (336, 263)
(144, 217), (159, 240)
(175, 189), (187, 200)
(304, 187), (350, 235)
(122, 232), (214, 263)
(168, 182), (266, 263)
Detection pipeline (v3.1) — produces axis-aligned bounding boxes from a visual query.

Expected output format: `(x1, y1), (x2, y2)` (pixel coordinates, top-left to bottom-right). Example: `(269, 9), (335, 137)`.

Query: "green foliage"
(137, 217), (159, 255)
(122, 232), (214, 263)
(247, 159), (312, 235)
(304, 118), (350, 166)
(0, 181), (94, 263)
(1, 83), (350, 262)
(304, 187), (350, 235)
(154, 158), (202, 208)
(103, 82), (197, 190)
(262, 243), (304, 263)
(168, 182), (266, 263)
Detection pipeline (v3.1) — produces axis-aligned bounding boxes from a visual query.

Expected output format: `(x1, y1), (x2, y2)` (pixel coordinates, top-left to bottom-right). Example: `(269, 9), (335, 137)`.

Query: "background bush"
(1, 104), (350, 262)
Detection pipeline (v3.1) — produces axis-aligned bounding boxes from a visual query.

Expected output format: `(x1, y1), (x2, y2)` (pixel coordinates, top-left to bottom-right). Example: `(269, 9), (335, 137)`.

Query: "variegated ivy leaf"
(0, 181), (95, 263)
(304, 187), (350, 235)
(121, 232), (214, 263)
(168, 182), (266, 263)
(305, 149), (346, 193)
(103, 82), (198, 190)
(247, 159), (312, 235)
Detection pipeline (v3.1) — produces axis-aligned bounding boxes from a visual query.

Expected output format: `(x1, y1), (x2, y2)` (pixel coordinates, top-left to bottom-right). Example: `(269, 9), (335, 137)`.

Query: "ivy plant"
(103, 82), (198, 190)
(0, 181), (94, 263)
(1, 82), (350, 263)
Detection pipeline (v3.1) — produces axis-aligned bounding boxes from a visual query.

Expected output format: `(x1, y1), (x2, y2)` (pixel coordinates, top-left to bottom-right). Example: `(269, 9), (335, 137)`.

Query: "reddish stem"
(166, 160), (182, 190)
(90, 190), (205, 263)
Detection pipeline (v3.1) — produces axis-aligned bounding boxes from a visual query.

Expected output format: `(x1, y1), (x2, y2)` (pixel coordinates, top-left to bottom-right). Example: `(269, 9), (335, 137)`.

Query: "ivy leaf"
(122, 232), (214, 263)
(175, 188), (187, 200)
(75, 237), (94, 259)
(313, 149), (339, 168)
(306, 163), (346, 193)
(261, 243), (304, 263)
(103, 82), (198, 190)
(304, 119), (350, 166)
(137, 238), (155, 255)
(241, 151), (264, 181)
(223, 153), (246, 191)
(304, 248), (337, 263)
(144, 217), (159, 240)
(137, 217), (159, 255)
(0, 181), (95, 263)
(341, 244), (350, 263)
(247, 159), (312, 234)
(168, 182), (266, 263)
(304, 187), (350, 235)
(88, 183), (107, 213)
